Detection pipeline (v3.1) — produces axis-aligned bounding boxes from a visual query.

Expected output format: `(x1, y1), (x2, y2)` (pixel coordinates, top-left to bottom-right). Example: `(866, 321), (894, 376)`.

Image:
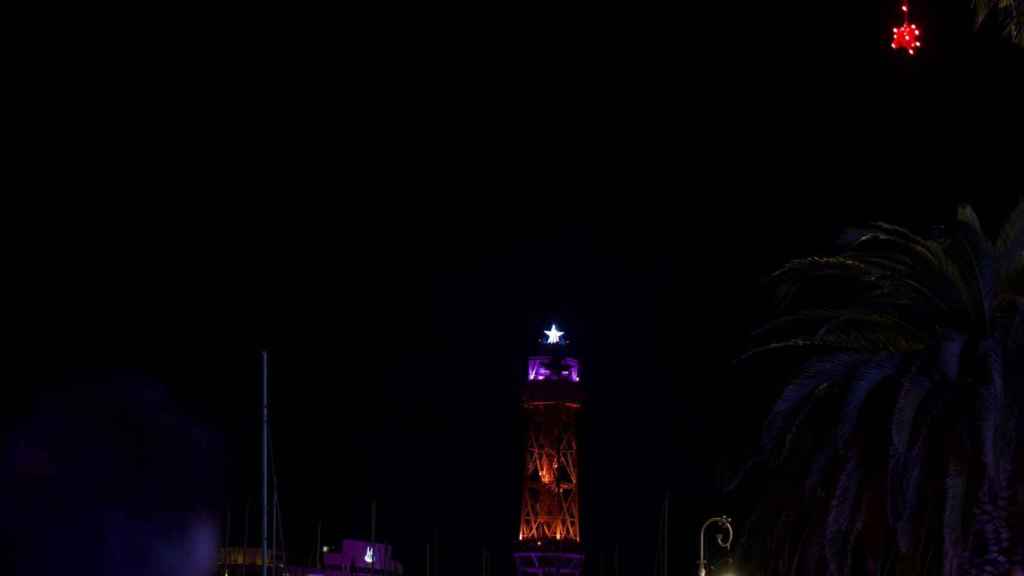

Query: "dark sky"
(5, 3), (1021, 576)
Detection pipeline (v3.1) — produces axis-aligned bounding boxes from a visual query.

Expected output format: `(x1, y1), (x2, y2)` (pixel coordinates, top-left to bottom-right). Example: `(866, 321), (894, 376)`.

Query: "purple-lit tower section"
(515, 327), (584, 576)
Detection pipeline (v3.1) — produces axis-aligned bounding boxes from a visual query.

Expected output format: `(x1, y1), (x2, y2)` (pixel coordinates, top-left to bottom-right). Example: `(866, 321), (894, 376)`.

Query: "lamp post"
(696, 516), (734, 576)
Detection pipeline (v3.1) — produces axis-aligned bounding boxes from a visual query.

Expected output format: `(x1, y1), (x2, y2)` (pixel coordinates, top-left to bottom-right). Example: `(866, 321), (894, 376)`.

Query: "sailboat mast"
(262, 350), (269, 576)
(242, 500), (250, 576)
(316, 521), (322, 569)
(272, 491), (278, 576)
(663, 492), (669, 576)
(371, 500), (377, 570)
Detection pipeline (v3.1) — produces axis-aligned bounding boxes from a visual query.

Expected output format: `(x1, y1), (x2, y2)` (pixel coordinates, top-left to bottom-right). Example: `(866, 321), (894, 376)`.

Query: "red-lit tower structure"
(515, 324), (584, 576)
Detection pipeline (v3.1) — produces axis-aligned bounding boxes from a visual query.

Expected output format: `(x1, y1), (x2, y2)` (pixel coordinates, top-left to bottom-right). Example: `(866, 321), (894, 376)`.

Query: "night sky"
(6, 3), (1021, 576)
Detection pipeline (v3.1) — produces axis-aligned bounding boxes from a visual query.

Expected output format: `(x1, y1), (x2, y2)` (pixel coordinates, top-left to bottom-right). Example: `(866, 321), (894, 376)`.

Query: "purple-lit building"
(321, 540), (402, 575)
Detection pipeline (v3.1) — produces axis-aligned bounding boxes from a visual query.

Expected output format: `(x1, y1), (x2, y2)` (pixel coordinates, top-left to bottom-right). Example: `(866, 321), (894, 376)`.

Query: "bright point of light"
(323, 546), (329, 552)
(365, 546), (375, 564)
(544, 324), (565, 344)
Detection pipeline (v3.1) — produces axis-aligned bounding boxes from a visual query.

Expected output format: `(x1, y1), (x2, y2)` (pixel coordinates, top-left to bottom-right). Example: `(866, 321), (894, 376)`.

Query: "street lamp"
(696, 516), (734, 576)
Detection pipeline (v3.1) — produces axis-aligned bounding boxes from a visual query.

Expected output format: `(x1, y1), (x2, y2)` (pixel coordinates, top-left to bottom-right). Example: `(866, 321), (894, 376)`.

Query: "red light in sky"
(890, 2), (922, 54)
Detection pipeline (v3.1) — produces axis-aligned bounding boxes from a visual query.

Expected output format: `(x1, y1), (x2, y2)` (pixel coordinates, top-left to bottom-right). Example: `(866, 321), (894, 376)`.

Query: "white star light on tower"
(544, 324), (565, 344)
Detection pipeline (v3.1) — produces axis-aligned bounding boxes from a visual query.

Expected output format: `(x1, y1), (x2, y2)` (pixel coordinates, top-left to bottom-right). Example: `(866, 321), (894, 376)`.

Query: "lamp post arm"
(697, 516), (734, 576)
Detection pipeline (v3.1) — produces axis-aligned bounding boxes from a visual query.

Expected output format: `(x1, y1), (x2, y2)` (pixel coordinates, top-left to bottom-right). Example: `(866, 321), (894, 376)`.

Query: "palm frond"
(895, 425), (929, 553)
(996, 198), (1024, 256)
(843, 231), (939, 271)
(957, 204), (986, 238)
(778, 380), (838, 467)
(751, 309), (855, 341)
(759, 353), (873, 462)
(947, 216), (996, 326)
(844, 253), (916, 274)
(856, 222), (935, 255)
(886, 347), (944, 462)
(928, 246), (981, 323)
(1005, 300), (1023, 409)
(976, 338), (1005, 490)
(825, 455), (864, 576)
(845, 234), (975, 320)
(815, 314), (930, 352)
(943, 459), (966, 576)
(997, 200), (1024, 290)
(1005, 255), (1024, 295)
(835, 354), (902, 453)
(974, 0), (1024, 46)
(737, 338), (865, 362)
(887, 356), (932, 533)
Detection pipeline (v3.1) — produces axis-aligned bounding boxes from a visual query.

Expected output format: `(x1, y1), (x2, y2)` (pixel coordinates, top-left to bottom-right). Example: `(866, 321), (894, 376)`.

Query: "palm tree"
(736, 201), (1023, 575)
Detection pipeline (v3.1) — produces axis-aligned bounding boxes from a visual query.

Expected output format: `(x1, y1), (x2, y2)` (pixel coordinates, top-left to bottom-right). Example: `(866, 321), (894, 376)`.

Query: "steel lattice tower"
(515, 325), (584, 576)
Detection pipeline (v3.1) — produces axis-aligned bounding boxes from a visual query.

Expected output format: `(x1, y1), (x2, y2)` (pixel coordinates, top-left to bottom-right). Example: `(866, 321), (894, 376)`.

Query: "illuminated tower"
(515, 324), (584, 576)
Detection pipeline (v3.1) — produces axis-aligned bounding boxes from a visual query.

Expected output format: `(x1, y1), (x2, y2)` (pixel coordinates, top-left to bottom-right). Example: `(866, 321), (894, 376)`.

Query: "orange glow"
(538, 455), (556, 485)
(520, 356), (582, 547)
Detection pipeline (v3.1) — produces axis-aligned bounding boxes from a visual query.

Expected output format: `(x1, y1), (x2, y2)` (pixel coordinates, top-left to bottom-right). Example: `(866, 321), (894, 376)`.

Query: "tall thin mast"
(261, 350), (269, 576)
(272, 491), (278, 576)
(316, 521), (322, 569)
(242, 499), (250, 576)
(371, 500), (377, 571)
(663, 493), (669, 576)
